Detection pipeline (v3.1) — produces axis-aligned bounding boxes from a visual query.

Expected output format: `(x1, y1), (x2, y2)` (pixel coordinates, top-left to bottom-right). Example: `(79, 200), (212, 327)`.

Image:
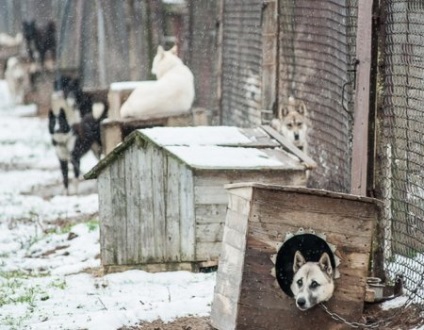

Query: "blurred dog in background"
(49, 75), (107, 194)
(4, 56), (29, 105)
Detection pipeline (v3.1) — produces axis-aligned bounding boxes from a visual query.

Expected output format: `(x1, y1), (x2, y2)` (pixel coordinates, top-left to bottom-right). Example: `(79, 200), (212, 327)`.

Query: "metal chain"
(320, 303), (389, 329)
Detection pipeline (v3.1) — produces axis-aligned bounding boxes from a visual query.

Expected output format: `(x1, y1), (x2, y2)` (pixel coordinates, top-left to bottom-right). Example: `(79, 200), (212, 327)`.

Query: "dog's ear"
(319, 252), (333, 277)
(169, 45), (178, 55)
(279, 106), (289, 118)
(297, 101), (307, 115)
(293, 251), (306, 273)
(157, 45), (164, 56)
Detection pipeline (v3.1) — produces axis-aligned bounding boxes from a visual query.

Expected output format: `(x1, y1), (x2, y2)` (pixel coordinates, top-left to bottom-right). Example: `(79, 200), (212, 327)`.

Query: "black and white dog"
(22, 20), (56, 68)
(49, 75), (107, 193)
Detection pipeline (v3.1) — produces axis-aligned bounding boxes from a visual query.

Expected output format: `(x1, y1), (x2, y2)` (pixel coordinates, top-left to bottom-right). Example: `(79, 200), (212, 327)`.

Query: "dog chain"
(320, 303), (385, 329)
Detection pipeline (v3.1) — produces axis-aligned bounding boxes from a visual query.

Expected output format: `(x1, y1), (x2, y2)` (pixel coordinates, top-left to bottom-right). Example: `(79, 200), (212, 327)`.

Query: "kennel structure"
(211, 183), (381, 330)
(85, 126), (313, 273)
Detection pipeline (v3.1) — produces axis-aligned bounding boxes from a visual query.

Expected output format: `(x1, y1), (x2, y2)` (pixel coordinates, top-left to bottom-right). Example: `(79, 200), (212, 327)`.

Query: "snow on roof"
(166, 145), (299, 169)
(85, 126), (303, 179)
(140, 126), (253, 146)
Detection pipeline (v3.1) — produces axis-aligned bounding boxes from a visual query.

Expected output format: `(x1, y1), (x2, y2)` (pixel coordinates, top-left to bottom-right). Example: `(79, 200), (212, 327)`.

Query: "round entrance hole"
(274, 233), (336, 297)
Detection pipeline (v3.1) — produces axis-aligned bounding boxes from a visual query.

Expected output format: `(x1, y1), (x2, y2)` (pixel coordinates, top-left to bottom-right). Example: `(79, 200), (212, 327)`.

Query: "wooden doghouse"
(102, 81), (209, 154)
(85, 126), (314, 273)
(211, 183), (381, 330)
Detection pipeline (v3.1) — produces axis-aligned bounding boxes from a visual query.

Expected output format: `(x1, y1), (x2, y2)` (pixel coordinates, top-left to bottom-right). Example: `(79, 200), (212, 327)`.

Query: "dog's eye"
(310, 281), (319, 289)
(287, 123), (293, 128)
(297, 279), (303, 287)
(297, 123), (302, 127)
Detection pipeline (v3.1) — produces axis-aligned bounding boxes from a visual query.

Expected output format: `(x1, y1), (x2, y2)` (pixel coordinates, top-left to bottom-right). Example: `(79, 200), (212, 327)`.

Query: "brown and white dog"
(290, 251), (335, 311)
(271, 96), (308, 153)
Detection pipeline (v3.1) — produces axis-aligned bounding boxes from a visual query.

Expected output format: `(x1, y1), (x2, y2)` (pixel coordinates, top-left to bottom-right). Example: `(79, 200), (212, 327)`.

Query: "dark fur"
(48, 76), (107, 191)
(65, 78), (93, 118)
(22, 20), (37, 62)
(49, 108), (106, 191)
(22, 20), (56, 67)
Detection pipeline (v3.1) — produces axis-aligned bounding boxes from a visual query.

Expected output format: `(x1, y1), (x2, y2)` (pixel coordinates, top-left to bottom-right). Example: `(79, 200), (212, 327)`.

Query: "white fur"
(4, 57), (28, 105)
(92, 102), (106, 120)
(0, 32), (23, 47)
(271, 96), (308, 153)
(291, 251), (335, 311)
(50, 91), (80, 125)
(120, 45), (195, 119)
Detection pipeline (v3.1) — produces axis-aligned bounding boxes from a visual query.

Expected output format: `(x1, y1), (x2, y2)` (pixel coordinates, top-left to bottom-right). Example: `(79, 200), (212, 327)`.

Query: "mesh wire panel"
(278, 0), (357, 193)
(186, 0), (219, 116)
(220, 0), (263, 127)
(377, 0), (424, 304)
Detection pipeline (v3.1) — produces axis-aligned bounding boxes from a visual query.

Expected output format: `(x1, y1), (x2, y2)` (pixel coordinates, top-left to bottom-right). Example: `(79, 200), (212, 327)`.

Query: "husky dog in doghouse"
(120, 45), (195, 118)
(291, 251), (335, 311)
(271, 96), (308, 153)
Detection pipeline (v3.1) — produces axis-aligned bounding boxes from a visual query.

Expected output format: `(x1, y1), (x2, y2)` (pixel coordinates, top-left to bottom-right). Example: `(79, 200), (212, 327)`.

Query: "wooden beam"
(351, 0), (375, 195)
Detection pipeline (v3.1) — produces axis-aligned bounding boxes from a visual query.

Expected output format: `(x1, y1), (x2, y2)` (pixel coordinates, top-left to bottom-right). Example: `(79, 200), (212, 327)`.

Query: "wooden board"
(212, 184), (380, 330)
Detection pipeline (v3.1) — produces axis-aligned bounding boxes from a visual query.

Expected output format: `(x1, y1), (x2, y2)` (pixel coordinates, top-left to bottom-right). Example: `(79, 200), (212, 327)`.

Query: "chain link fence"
(220, 0), (264, 128)
(376, 0), (424, 304)
(278, 0), (357, 193)
(185, 0), (219, 120)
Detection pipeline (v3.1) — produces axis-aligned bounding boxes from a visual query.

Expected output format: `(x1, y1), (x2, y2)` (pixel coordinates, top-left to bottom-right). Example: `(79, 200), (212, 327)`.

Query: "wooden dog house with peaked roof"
(211, 183), (381, 330)
(85, 126), (315, 273)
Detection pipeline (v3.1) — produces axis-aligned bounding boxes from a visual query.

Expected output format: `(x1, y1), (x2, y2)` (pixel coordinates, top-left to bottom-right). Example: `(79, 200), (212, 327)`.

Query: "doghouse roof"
(85, 126), (313, 179)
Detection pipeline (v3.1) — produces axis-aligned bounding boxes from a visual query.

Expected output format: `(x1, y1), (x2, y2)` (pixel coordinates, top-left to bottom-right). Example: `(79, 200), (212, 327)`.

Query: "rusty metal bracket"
(342, 59), (360, 115)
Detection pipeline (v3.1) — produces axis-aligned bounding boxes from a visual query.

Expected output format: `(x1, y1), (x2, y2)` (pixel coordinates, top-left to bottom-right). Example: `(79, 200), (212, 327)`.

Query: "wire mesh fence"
(220, 0), (264, 127)
(186, 0), (219, 119)
(278, 0), (357, 193)
(376, 0), (424, 304)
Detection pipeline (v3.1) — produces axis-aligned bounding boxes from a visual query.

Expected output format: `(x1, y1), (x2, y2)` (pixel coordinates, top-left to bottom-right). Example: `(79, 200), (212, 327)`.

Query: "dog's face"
(151, 45), (182, 79)
(290, 251), (335, 311)
(49, 108), (71, 135)
(280, 99), (307, 151)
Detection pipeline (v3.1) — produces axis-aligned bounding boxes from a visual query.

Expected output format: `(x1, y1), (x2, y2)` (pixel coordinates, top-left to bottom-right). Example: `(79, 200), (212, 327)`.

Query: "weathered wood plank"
(151, 145), (166, 262)
(179, 163), (196, 261)
(139, 144), (155, 261)
(195, 242), (221, 261)
(125, 144), (140, 264)
(194, 185), (228, 204)
(196, 222), (224, 243)
(98, 170), (114, 265)
(110, 155), (127, 264)
(165, 157), (181, 261)
(195, 204), (227, 224)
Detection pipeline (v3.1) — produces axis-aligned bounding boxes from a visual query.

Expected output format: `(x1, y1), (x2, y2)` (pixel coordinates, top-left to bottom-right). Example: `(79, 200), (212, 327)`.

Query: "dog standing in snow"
(120, 45), (195, 118)
(4, 56), (28, 105)
(49, 76), (107, 194)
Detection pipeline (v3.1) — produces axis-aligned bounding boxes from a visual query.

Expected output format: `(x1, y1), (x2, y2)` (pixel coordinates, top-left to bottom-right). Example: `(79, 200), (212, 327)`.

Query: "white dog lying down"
(120, 45), (195, 119)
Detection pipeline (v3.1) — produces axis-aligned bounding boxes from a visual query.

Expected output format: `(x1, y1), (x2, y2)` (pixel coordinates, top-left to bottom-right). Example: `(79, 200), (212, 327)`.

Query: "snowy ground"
(0, 80), (421, 330)
(0, 81), (215, 330)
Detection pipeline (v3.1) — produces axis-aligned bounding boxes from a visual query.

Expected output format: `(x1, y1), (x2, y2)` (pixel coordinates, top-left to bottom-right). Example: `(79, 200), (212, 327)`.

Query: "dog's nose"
(297, 298), (306, 308)
(294, 132), (300, 140)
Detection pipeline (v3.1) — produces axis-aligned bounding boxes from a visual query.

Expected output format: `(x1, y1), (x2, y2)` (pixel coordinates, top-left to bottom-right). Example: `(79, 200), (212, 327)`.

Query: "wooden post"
(261, 0), (278, 113)
(351, 0), (375, 195)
